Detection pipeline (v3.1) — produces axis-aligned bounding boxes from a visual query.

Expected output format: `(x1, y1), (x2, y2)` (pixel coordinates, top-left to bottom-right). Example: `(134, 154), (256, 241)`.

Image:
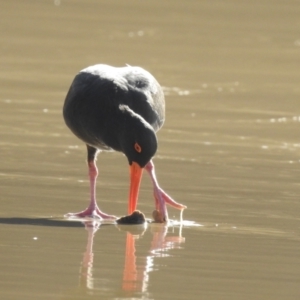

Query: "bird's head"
(119, 105), (158, 168)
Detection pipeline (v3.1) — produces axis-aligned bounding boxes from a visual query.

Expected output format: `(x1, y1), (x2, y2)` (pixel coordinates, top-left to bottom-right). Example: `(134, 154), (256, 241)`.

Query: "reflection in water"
(79, 221), (185, 298)
(79, 221), (100, 293)
(122, 230), (146, 295)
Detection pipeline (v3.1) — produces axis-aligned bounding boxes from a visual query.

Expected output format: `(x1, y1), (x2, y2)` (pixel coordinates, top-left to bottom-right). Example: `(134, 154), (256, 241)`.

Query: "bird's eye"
(134, 142), (142, 153)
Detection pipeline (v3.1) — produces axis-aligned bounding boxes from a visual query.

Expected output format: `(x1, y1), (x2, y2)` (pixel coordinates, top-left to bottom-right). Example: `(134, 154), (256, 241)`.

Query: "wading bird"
(63, 64), (186, 222)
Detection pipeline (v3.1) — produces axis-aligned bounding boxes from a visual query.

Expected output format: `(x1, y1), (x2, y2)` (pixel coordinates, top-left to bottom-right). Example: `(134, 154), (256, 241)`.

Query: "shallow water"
(1, 0), (300, 299)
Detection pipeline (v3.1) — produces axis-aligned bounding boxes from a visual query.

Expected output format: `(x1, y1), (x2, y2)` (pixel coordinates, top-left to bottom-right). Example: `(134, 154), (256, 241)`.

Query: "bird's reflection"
(78, 220), (185, 297)
(79, 220), (100, 293)
(122, 223), (185, 297)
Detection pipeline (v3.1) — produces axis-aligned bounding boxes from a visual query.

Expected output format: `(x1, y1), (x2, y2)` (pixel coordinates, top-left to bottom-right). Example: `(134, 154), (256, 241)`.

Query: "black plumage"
(63, 64), (185, 222)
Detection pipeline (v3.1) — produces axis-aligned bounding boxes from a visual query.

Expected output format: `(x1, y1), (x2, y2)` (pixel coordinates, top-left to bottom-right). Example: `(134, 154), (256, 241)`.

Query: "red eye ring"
(134, 142), (142, 153)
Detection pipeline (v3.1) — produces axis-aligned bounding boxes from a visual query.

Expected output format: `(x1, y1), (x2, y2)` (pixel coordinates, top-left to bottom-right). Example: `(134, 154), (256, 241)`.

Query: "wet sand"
(0, 0), (300, 299)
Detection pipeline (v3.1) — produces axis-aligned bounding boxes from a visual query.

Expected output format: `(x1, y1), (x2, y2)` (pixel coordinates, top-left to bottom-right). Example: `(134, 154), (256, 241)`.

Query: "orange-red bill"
(128, 161), (143, 214)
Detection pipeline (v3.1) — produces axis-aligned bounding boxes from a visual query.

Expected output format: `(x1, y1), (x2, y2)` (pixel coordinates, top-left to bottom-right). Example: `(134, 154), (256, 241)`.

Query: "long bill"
(128, 161), (143, 214)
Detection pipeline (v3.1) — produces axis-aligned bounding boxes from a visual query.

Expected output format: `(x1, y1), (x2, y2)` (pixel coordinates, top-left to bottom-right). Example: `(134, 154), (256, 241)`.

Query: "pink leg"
(65, 145), (117, 220)
(145, 160), (186, 222)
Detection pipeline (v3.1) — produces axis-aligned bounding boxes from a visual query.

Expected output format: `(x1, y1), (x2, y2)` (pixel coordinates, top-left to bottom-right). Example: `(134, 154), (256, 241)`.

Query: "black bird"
(63, 64), (186, 222)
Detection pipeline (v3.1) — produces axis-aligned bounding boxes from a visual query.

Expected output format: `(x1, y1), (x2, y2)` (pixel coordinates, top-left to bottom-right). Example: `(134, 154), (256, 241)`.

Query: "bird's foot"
(153, 188), (187, 223)
(145, 160), (186, 223)
(64, 206), (117, 220)
(159, 188), (187, 210)
(152, 209), (165, 223)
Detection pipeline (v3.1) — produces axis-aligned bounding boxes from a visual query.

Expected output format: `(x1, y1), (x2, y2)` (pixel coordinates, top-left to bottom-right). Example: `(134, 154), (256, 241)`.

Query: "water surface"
(0, 1), (300, 299)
